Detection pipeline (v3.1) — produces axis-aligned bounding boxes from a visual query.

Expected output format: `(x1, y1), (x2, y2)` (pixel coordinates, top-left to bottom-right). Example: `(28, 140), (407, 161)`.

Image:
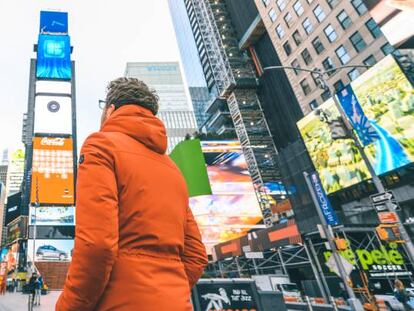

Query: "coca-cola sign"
(40, 137), (65, 147)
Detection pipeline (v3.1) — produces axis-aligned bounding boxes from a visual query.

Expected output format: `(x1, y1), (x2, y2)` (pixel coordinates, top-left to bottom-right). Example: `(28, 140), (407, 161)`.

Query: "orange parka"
(56, 105), (208, 311)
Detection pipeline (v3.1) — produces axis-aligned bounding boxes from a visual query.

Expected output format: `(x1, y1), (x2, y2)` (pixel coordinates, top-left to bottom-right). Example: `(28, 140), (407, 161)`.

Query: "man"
(56, 78), (208, 311)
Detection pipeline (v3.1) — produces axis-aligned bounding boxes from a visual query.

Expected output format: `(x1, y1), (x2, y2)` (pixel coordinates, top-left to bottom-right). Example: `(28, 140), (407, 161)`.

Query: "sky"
(0, 0), (181, 154)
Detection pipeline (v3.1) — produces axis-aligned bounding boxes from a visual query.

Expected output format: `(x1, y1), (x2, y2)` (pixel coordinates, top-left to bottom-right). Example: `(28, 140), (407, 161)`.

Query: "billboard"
(189, 141), (263, 253)
(34, 95), (72, 135)
(297, 99), (371, 194)
(339, 55), (414, 176)
(30, 137), (74, 205)
(27, 239), (73, 262)
(6, 217), (28, 245)
(5, 192), (21, 225)
(29, 206), (75, 226)
(36, 34), (72, 80)
(363, 0), (414, 48)
(28, 225), (75, 239)
(40, 11), (68, 34)
(36, 81), (71, 95)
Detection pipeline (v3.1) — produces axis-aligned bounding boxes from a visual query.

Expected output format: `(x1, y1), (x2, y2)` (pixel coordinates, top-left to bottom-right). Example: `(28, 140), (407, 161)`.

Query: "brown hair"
(105, 77), (159, 115)
(395, 279), (405, 290)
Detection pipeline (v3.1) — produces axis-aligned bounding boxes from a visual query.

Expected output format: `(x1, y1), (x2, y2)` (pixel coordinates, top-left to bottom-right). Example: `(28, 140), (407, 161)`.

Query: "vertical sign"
(310, 172), (339, 226)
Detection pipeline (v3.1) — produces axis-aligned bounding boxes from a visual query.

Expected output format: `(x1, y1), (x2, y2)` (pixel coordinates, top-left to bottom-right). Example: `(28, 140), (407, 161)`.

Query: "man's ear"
(106, 104), (116, 119)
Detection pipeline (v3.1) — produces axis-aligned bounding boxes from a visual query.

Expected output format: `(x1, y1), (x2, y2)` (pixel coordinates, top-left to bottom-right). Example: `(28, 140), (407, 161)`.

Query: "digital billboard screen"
(29, 206), (75, 226)
(36, 34), (72, 80)
(29, 225), (75, 239)
(30, 137), (74, 205)
(5, 192), (22, 225)
(339, 55), (414, 175)
(36, 81), (71, 95)
(40, 11), (68, 34)
(189, 141), (264, 253)
(297, 99), (371, 194)
(34, 95), (72, 135)
(28, 239), (73, 262)
(363, 0), (414, 48)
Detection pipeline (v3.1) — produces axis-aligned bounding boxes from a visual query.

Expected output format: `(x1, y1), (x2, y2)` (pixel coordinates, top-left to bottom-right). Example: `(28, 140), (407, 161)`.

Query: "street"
(0, 291), (61, 311)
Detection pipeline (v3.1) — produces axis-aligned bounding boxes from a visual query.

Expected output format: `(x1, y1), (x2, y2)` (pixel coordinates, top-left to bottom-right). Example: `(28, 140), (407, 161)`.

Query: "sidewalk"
(0, 291), (61, 311)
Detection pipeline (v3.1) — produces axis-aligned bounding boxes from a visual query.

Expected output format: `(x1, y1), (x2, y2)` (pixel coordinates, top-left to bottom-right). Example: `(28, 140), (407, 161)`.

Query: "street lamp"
(263, 63), (414, 309)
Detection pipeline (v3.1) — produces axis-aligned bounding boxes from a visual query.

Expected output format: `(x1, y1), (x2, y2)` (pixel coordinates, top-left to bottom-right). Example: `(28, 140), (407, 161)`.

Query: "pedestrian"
(394, 279), (414, 311)
(0, 277), (5, 295)
(56, 77), (208, 311)
(34, 275), (42, 305)
(28, 272), (38, 306)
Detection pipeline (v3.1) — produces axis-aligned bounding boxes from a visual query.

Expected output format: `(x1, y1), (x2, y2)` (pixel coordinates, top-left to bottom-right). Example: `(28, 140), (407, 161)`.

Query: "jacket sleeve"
(56, 133), (118, 311)
(181, 206), (208, 289)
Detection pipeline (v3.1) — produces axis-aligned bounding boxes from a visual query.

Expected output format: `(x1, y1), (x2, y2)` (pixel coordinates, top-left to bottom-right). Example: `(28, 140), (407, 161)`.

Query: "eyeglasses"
(98, 100), (106, 110)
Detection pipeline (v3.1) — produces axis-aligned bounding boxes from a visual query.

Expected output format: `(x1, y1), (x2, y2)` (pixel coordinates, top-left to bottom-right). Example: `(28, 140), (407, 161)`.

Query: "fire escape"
(191, 0), (283, 227)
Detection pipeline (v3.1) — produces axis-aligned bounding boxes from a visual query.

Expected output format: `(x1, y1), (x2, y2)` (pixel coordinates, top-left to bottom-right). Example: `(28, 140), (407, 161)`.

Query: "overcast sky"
(0, 0), (181, 154)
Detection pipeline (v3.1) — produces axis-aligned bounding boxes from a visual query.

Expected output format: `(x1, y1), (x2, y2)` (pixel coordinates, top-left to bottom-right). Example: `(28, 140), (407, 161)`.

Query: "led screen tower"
(22, 11), (77, 288)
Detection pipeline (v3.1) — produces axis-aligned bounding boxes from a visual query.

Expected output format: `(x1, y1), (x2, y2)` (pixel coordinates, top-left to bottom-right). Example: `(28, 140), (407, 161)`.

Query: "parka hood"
(101, 105), (167, 154)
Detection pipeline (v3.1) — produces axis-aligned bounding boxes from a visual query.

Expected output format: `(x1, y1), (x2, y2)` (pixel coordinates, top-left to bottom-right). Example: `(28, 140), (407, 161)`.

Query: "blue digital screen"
(36, 35), (72, 80)
(40, 11), (68, 34)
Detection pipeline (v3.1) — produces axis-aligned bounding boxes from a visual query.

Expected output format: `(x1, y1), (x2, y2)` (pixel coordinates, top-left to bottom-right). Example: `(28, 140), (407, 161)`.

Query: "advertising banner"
(34, 95), (72, 135)
(27, 239), (73, 262)
(36, 81), (71, 95)
(30, 136), (74, 205)
(309, 172), (339, 226)
(40, 11), (68, 34)
(36, 34), (72, 80)
(347, 55), (414, 176)
(363, 0), (414, 48)
(6, 217), (28, 245)
(297, 99), (371, 194)
(28, 225), (75, 239)
(29, 206), (75, 226)
(189, 141), (264, 253)
(5, 192), (21, 225)
(192, 279), (259, 311)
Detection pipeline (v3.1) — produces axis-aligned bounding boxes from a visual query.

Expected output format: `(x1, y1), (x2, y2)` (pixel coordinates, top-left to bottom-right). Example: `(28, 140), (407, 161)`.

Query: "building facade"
(125, 62), (197, 152)
(189, 87), (211, 129)
(254, 0), (390, 114)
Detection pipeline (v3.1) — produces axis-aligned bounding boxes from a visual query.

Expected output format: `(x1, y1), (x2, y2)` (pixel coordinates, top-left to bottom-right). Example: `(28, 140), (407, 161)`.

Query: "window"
(334, 80), (344, 92)
(284, 12), (294, 28)
(269, 8), (277, 22)
(322, 57), (335, 75)
(291, 59), (301, 75)
(301, 48), (313, 65)
(276, 24), (285, 38)
(312, 37), (325, 54)
(363, 55), (376, 66)
(337, 10), (352, 29)
(348, 68), (361, 81)
(313, 5), (326, 23)
(300, 78), (312, 95)
(302, 18), (313, 34)
(283, 41), (293, 56)
(381, 42), (395, 56)
(309, 100), (318, 110)
(277, 0), (287, 11)
(293, 1), (304, 16)
(324, 24), (337, 42)
(366, 18), (382, 39)
(321, 90), (331, 101)
(293, 30), (303, 46)
(350, 31), (367, 52)
(327, 0), (339, 8)
(262, 0), (270, 6)
(336, 45), (351, 64)
(351, 0), (368, 15)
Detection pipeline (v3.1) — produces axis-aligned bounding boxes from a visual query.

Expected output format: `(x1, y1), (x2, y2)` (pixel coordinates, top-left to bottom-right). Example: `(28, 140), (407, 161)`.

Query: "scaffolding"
(189, 0), (284, 226)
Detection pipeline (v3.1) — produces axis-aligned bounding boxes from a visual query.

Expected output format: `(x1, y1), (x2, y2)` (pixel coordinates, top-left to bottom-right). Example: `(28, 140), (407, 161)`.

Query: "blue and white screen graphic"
(40, 11), (68, 34)
(36, 35), (72, 80)
(310, 172), (339, 226)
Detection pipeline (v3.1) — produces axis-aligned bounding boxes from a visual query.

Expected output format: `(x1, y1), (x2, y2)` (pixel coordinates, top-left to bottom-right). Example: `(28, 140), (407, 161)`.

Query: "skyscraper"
(254, 0), (390, 114)
(125, 62), (197, 152)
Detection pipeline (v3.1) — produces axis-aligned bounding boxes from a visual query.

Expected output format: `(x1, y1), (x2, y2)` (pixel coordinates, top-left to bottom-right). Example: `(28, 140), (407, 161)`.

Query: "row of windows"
(302, 43), (397, 108)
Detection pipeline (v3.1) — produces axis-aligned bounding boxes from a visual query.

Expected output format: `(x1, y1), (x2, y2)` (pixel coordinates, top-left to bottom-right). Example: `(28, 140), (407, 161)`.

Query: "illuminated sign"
(29, 206), (75, 226)
(310, 172), (339, 226)
(30, 137), (74, 205)
(189, 141), (263, 253)
(27, 239), (73, 262)
(40, 11), (68, 34)
(34, 95), (72, 135)
(36, 35), (72, 80)
(297, 99), (371, 194)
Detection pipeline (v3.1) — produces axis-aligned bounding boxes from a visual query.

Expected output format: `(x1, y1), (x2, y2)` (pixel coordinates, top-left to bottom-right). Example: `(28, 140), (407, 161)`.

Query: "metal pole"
(307, 238), (332, 299)
(303, 241), (329, 301)
(252, 258), (259, 275)
(304, 171), (363, 311)
(277, 248), (288, 275)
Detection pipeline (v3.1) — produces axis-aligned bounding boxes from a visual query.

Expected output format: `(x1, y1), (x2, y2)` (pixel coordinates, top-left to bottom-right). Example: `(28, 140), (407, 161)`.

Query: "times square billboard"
(298, 55), (414, 194)
(30, 136), (74, 205)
